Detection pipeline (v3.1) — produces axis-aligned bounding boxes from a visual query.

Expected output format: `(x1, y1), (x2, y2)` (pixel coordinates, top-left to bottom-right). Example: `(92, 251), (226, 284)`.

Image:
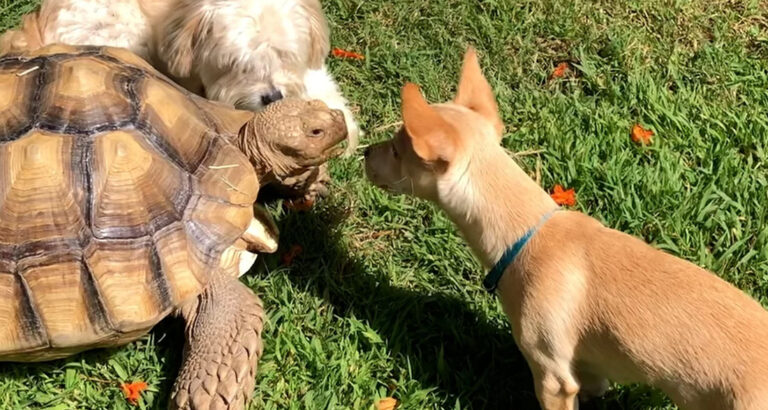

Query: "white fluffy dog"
(0, 0), (360, 150)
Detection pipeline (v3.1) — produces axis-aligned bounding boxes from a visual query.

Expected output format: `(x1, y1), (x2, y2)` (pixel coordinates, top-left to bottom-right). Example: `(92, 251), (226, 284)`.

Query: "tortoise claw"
(241, 204), (279, 253)
(238, 251), (258, 277)
(219, 245), (259, 277)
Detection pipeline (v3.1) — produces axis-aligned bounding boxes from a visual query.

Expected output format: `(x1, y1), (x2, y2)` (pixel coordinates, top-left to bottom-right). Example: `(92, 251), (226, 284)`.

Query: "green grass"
(2, 0), (768, 408)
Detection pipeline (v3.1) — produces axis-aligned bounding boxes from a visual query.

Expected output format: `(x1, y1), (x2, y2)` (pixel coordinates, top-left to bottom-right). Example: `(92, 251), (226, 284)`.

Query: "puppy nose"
(260, 89), (284, 106)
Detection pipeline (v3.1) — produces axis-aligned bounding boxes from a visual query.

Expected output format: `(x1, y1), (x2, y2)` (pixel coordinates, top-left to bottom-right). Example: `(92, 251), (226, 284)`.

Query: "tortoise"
(0, 44), (347, 409)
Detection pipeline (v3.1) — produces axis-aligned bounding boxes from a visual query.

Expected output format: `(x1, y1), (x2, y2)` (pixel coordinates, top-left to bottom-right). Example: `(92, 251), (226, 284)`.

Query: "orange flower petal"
(631, 124), (654, 145)
(120, 381), (148, 405)
(281, 244), (303, 266)
(285, 197), (315, 212)
(550, 62), (570, 79)
(332, 47), (364, 60)
(375, 397), (399, 410)
(550, 184), (576, 206)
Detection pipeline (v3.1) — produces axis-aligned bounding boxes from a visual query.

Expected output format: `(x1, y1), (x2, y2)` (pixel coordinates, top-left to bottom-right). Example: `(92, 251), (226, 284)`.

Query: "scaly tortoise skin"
(0, 44), (347, 409)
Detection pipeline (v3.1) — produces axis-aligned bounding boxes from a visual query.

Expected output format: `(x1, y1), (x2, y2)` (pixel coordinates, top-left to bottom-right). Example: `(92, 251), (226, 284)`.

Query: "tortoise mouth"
(299, 143), (345, 167)
(328, 109), (349, 145)
(324, 130), (348, 158)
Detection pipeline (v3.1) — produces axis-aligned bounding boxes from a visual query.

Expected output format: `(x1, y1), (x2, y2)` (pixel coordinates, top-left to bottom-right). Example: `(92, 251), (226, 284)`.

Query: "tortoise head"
(239, 98), (348, 183)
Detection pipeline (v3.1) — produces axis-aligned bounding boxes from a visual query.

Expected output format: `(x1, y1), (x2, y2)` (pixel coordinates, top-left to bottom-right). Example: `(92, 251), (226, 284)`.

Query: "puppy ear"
(301, 0), (330, 69)
(454, 47), (504, 141)
(158, 5), (211, 77)
(402, 83), (458, 170)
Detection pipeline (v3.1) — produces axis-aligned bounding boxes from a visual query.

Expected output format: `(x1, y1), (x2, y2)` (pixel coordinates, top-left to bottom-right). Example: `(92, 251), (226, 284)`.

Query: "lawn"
(2, 0), (768, 408)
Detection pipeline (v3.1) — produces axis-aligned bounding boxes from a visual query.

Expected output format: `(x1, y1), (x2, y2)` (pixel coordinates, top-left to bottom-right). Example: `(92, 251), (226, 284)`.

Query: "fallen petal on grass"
(281, 244), (303, 266)
(375, 397), (399, 410)
(631, 124), (654, 145)
(332, 47), (364, 60)
(549, 62), (570, 80)
(285, 197), (315, 212)
(550, 184), (576, 206)
(120, 381), (148, 406)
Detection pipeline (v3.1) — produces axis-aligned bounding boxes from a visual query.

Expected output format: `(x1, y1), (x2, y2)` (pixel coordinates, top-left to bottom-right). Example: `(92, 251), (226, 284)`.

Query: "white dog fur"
(1, 0), (360, 151)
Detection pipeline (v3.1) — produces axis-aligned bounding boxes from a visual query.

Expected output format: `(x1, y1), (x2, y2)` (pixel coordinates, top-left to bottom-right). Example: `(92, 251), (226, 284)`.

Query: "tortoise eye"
(310, 128), (324, 137)
(391, 144), (399, 159)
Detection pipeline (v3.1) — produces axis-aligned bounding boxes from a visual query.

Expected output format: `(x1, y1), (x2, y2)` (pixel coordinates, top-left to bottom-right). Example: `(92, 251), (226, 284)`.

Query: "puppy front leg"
(529, 358), (580, 410)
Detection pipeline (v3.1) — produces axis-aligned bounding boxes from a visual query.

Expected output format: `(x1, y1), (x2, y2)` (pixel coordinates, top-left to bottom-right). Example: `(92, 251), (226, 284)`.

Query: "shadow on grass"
(273, 202), (537, 409)
(273, 201), (667, 409)
(0, 201), (657, 410)
(0, 317), (184, 409)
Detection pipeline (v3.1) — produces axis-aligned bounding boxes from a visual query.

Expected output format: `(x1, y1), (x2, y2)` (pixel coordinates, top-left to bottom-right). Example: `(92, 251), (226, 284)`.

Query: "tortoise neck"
(236, 119), (276, 185)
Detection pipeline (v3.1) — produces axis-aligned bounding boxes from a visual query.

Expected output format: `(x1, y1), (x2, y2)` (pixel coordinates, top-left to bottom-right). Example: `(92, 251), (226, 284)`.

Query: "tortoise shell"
(0, 45), (262, 360)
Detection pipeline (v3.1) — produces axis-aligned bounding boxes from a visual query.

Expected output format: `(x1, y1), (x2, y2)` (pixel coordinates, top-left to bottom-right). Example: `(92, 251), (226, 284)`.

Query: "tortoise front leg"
(258, 164), (331, 202)
(170, 275), (264, 410)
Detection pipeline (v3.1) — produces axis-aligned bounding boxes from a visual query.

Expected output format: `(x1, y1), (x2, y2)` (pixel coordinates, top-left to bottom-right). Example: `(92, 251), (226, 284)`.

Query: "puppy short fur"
(365, 48), (768, 409)
(0, 0), (360, 150)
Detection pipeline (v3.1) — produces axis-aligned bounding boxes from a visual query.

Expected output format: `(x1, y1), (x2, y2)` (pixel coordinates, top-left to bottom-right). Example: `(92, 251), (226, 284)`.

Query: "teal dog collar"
(483, 209), (557, 293)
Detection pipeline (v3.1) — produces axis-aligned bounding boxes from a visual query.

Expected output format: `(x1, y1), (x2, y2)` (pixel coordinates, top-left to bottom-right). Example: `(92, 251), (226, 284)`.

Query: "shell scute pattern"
(37, 56), (136, 135)
(89, 129), (189, 240)
(0, 46), (259, 357)
(0, 131), (85, 245)
(137, 76), (214, 172)
(0, 60), (38, 142)
(194, 136), (258, 206)
(83, 237), (172, 332)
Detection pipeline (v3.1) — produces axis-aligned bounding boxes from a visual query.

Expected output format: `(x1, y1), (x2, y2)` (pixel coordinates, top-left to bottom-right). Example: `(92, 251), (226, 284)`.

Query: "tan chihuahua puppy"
(364, 48), (768, 409)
